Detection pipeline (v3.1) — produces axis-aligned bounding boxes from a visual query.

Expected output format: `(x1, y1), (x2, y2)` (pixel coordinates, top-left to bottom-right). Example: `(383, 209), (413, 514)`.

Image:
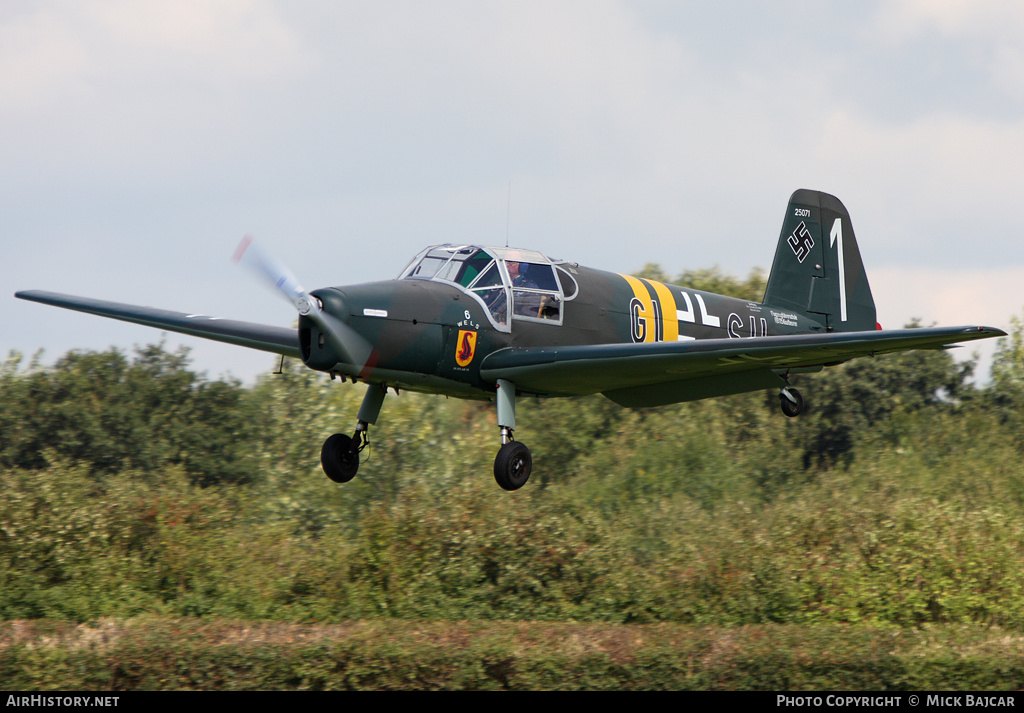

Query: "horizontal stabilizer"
(15, 290), (300, 359)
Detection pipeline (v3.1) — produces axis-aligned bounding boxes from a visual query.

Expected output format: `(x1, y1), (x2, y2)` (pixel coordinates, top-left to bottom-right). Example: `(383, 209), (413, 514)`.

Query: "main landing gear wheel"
(321, 384), (385, 484)
(494, 441), (532, 491)
(779, 387), (804, 418)
(321, 433), (360, 483)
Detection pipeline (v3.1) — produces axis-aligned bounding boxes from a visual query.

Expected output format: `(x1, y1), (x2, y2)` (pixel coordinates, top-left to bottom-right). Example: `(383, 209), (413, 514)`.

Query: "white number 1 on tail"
(830, 218), (847, 322)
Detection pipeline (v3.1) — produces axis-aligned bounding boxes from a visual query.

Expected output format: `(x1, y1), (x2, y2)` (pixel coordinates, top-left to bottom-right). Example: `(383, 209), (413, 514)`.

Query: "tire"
(780, 388), (804, 418)
(493, 441), (532, 491)
(321, 433), (359, 483)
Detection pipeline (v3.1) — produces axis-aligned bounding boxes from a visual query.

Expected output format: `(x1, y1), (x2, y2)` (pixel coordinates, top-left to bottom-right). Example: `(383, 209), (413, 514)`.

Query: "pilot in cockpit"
(507, 261), (538, 290)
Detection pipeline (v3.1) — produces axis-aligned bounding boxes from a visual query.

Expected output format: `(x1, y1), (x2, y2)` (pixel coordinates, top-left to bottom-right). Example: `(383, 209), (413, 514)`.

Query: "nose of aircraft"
(299, 288), (352, 370)
(315, 287), (350, 322)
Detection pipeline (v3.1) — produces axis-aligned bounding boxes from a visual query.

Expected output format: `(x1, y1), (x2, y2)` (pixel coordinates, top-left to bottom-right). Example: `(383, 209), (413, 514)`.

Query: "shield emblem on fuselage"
(455, 329), (478, 367)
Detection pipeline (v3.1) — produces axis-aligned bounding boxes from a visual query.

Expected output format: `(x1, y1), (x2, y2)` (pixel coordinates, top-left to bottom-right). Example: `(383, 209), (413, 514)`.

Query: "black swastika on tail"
(787, 221), (814, 263)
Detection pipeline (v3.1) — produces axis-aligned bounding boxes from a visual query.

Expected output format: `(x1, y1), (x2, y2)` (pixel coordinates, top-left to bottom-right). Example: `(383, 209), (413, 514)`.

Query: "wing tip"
(14, 290), (49, 302)
(972, 326), (1008, 338)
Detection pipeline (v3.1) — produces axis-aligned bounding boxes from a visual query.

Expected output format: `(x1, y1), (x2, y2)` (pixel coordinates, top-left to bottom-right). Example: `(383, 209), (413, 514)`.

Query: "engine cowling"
(298, 289), (351, 371)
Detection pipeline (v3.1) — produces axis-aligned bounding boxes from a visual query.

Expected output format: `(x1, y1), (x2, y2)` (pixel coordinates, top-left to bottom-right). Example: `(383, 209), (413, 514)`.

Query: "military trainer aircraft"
(15, 189), (1005, 490)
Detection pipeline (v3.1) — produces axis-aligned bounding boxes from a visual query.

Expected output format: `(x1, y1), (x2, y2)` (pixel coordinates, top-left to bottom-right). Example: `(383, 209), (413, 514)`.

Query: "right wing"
(15, 290), (300, 359)
(480, 325), (1005, 407)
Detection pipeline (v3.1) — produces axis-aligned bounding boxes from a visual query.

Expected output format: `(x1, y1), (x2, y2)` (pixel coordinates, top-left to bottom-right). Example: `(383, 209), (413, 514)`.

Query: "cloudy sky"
(4, 1), (1024, 382)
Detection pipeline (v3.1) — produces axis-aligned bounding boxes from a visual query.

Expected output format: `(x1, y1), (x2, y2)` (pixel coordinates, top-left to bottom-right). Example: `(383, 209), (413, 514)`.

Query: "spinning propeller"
(233, 235), (373, 370)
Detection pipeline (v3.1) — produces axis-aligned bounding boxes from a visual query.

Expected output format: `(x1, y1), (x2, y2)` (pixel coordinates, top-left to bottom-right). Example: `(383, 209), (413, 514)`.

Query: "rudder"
(762, 189), (876, 332)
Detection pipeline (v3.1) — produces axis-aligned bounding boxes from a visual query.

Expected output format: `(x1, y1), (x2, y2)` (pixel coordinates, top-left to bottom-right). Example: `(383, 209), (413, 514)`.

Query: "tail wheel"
(779, 387), (804, 418)
(494, 441), (532, 491)
(321, 433), (360, 483)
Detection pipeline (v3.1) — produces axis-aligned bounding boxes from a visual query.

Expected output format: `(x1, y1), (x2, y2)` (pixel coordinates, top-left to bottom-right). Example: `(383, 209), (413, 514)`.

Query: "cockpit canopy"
(399, 245), (575, 330)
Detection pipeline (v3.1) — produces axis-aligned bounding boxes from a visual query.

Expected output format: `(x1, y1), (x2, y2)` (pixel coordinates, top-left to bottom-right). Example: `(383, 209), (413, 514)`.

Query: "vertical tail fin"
(762, 189), (876, 332)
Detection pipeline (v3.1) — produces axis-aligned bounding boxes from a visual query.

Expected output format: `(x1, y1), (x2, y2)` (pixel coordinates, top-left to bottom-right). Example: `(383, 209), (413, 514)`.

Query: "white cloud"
(89, 0), (300, 69)
(0, 10), (90, 114)
(0, 1), (312, 187)
(0, 1), (308, 105)
(871, 264), (1023, 381)
(874, 0), (1024, 102)
(817, 110), (1024, 242)
(877, 0), (1024, 39)
(872, 265), (1024, 328)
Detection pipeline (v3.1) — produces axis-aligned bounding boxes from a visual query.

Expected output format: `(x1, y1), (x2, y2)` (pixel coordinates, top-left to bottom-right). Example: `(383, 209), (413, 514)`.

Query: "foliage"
(784, 337), (975, 468)
(344, 481), (641, 621)
(0, 346), (262, 486)
(1, 304), (1024, 636)
(633, 264), (766, 301)
(4, 619), (1024, 690)
(675, 266), (766, 302)
(985, 313), (1024, 453)
(991, 313), (1024, 394)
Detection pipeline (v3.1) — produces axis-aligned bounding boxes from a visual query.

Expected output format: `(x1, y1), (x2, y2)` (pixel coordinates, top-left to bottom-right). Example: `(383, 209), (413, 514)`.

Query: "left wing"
(15, 290), (300, 358)
(480, 326), (1005, 407)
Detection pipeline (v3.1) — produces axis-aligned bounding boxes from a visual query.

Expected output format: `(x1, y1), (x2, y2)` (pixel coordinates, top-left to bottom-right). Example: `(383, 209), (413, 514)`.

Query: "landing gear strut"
(779, 386), (804, 418)
(321, 383), (386, 483)
(493, 379), (532, 490)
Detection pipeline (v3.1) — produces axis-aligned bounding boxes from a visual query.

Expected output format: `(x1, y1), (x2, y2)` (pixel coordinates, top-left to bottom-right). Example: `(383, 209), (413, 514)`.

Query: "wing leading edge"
(480, 326), (1006, 407)
(15, 290), (300, 359)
